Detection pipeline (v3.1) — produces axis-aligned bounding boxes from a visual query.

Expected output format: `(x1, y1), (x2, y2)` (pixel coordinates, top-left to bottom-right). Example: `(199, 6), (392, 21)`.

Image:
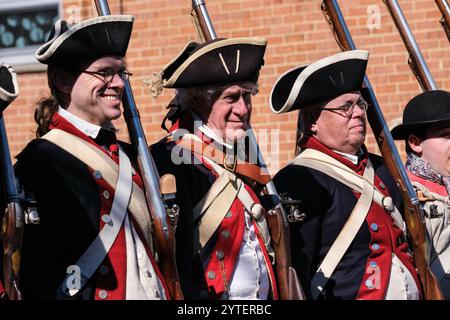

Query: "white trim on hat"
(162, 37), (267, 88)
(35, 15), (134, 63)
(0, 63), (19, 103)
(269, 50), (369, 114)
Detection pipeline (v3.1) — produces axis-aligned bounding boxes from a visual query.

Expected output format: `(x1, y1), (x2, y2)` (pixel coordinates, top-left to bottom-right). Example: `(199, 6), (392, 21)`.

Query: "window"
(0, 0), (61, 73)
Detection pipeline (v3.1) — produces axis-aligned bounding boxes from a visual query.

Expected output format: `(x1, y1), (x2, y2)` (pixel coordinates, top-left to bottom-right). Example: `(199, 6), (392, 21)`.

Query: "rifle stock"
(321, 0), (443, 300)
(93, 0), (183, 300)
(0, 64), (23, 300)
(191, 0), (305, 300)
(435, 0), (450, 42)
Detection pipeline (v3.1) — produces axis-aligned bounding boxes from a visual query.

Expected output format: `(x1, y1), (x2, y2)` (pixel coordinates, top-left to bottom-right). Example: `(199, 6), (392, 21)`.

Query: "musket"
(191, 0), (305, 300)
(93, 0), (183, 300)
(321, 0), (443, 300)
(0, 64), (23, 300)
(435, 0), (450, 42)
(383, 0), (437, 91)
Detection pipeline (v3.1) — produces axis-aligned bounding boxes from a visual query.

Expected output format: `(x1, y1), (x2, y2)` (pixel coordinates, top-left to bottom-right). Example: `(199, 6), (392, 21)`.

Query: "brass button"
(207, 271), (216, 280)
(222, 230), (230, 239)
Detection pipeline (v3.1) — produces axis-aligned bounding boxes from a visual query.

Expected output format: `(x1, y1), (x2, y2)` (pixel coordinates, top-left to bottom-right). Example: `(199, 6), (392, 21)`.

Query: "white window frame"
(0, 0), (62, 73)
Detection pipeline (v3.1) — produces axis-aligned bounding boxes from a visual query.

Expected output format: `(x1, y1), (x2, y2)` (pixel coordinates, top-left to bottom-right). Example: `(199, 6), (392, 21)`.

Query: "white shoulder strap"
(41, 129), (154, 250)
(290, 149), (405, 232)
(61, 146), (133, 296)
(192, 170), (241, 254)
(299, 152), (375, 299)
(204, 158), (274, 261)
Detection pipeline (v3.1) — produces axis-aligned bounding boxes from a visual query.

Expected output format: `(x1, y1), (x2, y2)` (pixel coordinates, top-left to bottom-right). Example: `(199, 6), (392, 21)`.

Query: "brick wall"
(3, 0), (449, 173)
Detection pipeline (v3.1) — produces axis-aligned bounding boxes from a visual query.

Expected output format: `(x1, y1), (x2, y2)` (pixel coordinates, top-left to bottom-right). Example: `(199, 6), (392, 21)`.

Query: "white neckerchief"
(58, 106), (116, 139)
(190, 111), (234, 150)
(333, 148), (364, 165)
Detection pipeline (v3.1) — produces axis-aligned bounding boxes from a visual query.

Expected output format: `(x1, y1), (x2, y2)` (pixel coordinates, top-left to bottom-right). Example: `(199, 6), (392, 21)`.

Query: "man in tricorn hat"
(149, 37), (280, 299)
(13, 16), (169, 300)
(391, 90), (450, 299)
(270, 50), (422, 300)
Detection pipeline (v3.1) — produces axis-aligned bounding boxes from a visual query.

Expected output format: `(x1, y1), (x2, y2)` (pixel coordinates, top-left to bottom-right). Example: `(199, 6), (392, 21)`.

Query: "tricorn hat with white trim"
(270, 50), (369, 114)
(158, 37), (267, 89)
(35, 15), (134, 65)
(0, 63), (19, 113)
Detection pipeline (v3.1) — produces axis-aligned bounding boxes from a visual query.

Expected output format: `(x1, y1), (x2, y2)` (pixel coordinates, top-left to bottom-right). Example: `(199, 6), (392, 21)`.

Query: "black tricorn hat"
(160, 37), (267, 89)
(270, 50), (369, 114)
(0, 63), (19, 113)
(391, 90), (450, 140)
(35, 15), (134, 65)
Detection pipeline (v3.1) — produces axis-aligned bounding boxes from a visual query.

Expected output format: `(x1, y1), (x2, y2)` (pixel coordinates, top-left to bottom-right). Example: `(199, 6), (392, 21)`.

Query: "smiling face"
(203, 84), (255, 142)
(311, 91), (367, 155)
(64, 55), (126, 126)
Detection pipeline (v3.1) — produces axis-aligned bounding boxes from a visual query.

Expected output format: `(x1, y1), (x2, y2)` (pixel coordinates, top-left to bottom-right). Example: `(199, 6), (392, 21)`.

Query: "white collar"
(190, 111), (234, 150)
(58, 107), (116, 139)
(333, 149), (363, 165)
(197, 125), (234, 150)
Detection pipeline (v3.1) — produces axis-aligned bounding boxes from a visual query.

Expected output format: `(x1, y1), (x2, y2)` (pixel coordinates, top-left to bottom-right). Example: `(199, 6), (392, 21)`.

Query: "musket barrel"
(384, 0), (437, 91)
(192, 0), (217, 40)
(324, 0), (418, 205)
(435, 0), (450, 41)
(93, 0), (170, 240)
(191, 0), (289, 223)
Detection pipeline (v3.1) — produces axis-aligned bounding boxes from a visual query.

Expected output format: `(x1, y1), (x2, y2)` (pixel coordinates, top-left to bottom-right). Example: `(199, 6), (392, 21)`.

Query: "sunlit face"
(408, 123), (450, 177)
(66, 55), (126, 126)
(311, 91), (367, 155)
(205, 84), (254, 142)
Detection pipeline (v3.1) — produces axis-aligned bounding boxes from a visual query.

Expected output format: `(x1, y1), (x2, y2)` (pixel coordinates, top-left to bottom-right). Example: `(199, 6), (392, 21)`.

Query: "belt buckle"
(223, 153), (236, 172)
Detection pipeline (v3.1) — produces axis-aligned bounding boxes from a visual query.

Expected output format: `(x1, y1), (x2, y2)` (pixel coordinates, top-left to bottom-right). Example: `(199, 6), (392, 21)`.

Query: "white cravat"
(58, 106), (116, 139)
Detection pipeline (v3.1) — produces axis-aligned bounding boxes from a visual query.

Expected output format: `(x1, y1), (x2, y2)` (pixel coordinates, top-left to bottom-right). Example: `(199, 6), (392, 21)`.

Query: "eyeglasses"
(79, 69), (133, 86)
(322, 98), (369, 116)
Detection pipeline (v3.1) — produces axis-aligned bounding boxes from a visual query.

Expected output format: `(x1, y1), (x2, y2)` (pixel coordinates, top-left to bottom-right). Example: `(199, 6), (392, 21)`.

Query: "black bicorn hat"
(391, 90), (450, 140)
(0, 63), (19, 113)
(269, 50), (369, 114)
(35, 15), (134, 65)
(147, 37), (267, 97)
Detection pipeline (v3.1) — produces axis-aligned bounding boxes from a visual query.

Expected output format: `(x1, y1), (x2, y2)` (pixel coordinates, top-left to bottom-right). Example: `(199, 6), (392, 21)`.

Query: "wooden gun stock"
(321, 0), (443, 300)
(266, 207), (305, 300)
(1, 202), (23, 300)
(159, 174), (183, 300)
(0, 63), (24, 300)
